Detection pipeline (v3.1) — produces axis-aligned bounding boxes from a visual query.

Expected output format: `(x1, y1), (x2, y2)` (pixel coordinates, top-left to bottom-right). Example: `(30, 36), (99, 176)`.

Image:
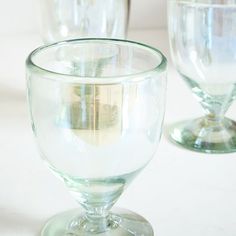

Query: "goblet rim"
(26, 38), (167, 85)
(169, 0), (236, 7)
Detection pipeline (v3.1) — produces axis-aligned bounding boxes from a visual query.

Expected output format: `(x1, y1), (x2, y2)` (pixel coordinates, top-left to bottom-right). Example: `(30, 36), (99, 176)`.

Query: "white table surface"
(0, 29), (236, 236)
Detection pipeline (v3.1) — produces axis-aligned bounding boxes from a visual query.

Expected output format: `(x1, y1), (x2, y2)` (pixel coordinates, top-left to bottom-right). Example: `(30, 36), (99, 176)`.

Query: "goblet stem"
(67, 206), (115, 234)
(204, 113), (224, 127)
(63, 176), (126, 234)
(85, 208), (110, 232)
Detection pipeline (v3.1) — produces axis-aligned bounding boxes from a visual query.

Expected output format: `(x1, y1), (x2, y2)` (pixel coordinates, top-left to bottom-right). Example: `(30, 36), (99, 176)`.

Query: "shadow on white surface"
(0, 208), (43, 235)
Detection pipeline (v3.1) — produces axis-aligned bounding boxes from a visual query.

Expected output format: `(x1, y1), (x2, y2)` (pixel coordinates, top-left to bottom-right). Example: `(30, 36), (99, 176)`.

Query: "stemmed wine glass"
(168, 0), (236, 153)
(26, 38), (167, 235)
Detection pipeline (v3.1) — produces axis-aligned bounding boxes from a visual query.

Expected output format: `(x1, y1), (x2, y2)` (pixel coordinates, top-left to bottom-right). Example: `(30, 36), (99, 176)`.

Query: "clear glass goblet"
(168, 0), (236, 153)
(26, 38), (167, 236)
(39, 0), (130, 43)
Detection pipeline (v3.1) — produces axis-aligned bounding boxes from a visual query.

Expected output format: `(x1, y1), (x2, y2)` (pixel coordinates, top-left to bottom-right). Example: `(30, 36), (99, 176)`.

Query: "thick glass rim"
(26, 38), (167, 84)
(170, 0), (236, 7)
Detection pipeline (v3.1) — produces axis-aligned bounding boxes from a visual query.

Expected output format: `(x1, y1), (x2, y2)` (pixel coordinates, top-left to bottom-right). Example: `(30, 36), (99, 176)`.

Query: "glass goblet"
(39, 0), (130, 43)
(168, 0), (236, 153)
(26, 39), (167, 236)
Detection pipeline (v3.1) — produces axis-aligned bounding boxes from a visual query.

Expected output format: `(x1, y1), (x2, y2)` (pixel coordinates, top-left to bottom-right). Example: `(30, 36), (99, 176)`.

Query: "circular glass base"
(169, 117), (236, 154)
(41, 208), (154, 236)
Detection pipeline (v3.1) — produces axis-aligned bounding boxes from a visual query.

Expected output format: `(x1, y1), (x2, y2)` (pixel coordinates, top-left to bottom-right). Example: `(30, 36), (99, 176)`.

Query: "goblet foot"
(169, 117), (236, 153)
(41, 208), (154, 236)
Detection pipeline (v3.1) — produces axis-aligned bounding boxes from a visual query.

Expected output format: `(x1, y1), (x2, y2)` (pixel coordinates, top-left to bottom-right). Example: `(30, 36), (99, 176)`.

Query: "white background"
(0, 0), (166, 35)
(1, 1), (236, 236)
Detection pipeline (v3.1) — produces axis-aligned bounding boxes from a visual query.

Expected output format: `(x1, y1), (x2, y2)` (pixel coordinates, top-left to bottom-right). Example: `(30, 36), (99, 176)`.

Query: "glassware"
(26, 38), (167, 236)
(168, 0), (236, 153)
(39, 0), (130, 43)
(39, 0), (130, 152)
